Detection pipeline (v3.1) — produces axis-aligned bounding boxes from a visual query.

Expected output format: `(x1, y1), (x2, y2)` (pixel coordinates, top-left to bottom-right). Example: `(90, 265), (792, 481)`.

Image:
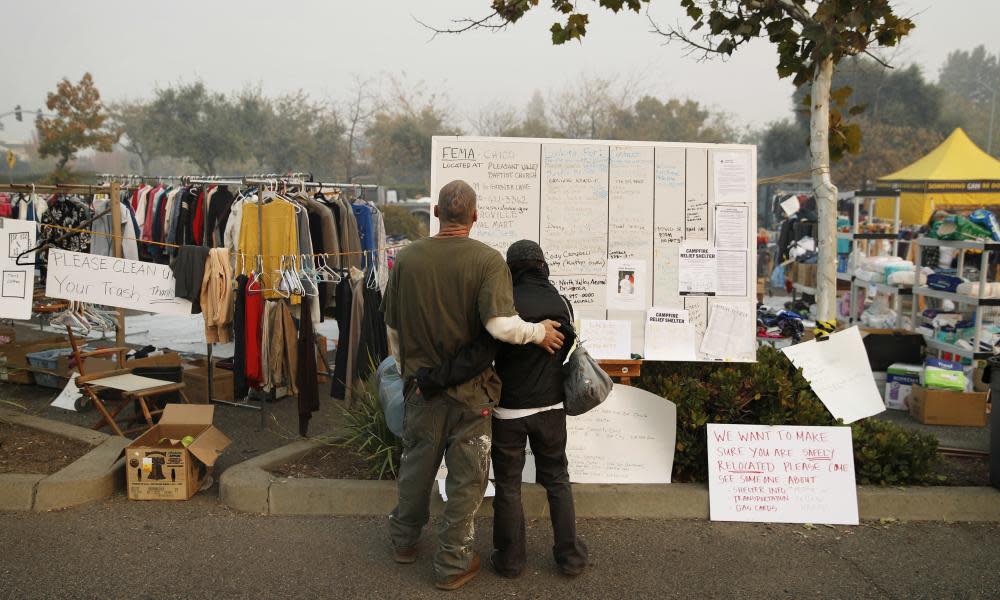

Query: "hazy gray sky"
(1, 0), (996, 143)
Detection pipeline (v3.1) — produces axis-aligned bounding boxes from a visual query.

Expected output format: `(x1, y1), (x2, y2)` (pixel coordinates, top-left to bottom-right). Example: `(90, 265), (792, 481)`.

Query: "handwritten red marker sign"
(707, 424), (859, 525)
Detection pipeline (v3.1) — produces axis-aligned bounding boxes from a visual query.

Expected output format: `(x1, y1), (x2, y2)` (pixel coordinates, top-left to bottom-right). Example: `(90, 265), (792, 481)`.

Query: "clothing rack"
(0, 181), (128, 346)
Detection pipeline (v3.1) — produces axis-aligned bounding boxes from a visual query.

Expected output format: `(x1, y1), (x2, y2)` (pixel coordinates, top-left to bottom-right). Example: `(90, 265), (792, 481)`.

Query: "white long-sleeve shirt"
(387, 316), (544, 365)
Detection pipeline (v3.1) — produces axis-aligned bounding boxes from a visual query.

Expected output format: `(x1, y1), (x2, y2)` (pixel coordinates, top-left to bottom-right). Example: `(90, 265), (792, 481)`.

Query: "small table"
(598, 359), (642, 386)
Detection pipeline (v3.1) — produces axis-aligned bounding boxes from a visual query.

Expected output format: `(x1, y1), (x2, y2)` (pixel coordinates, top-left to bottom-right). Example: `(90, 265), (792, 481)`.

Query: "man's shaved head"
(437, 180), (477, 226)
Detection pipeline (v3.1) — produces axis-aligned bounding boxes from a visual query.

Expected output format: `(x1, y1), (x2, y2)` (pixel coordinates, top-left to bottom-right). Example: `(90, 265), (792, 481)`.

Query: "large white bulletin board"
(431, 136), (757, 362)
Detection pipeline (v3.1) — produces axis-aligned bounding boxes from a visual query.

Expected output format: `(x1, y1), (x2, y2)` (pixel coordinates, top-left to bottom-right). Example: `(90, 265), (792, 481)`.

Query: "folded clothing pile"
(927, 273), (965, 292)
(955, 281), (1000, 298)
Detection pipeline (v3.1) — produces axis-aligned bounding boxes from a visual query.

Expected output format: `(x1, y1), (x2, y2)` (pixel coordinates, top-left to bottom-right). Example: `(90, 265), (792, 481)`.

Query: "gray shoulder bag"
(559, 296), (613, 416)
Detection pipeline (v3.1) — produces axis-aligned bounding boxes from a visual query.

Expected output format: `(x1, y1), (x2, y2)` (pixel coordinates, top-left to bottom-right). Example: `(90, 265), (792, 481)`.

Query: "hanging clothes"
(205, 185), (235, 247)
(353, 284), (389, 386)
(245, 280), (265, 388)
(37, 195), (93, 272)
(342, 275), (366, 404)
(200, 248), (234, 343)
(237, 200), (299, 302)
(304, 195), (341, 310)
(172, 245), (210, 315)
(263, 300), (298, 394)
(330, 277), (354, 400)
(297, 294), (319, 436)
(233, 274), (249, 399)
(90, 196), (139, 260)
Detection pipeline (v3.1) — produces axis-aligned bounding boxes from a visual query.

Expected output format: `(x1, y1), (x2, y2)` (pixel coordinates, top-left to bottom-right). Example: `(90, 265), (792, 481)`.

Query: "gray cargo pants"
(389, 389), (492, 582)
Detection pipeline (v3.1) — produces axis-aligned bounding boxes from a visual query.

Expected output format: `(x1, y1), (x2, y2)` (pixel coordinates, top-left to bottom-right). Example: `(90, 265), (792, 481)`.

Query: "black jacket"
(495, 266), (575, 409)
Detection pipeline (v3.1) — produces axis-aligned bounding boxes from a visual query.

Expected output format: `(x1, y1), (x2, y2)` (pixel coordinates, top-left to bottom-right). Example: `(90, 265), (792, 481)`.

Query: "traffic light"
(14, 105), (22, 122)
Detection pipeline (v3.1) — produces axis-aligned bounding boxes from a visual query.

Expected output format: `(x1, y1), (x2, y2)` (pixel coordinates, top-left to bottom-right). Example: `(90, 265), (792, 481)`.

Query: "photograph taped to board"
(430, 136), (757, 362)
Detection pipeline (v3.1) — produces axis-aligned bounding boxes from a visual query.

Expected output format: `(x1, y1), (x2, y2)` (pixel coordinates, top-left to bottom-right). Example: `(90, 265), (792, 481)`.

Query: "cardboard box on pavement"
(909, 385), (988, 427)
(124, 404), (231, 500)
(0, 337), (72, 384)
(182, 359), (234, 405)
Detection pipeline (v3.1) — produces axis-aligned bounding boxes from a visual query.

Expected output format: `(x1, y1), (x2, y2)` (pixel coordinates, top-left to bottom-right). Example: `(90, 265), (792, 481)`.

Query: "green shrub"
(636, 345), (939, 485)
(338, 373), (402, 480)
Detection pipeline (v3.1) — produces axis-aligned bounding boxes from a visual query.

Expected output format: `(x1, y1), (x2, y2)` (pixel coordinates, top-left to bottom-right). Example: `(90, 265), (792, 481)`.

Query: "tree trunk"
(810, 55), (839, 323)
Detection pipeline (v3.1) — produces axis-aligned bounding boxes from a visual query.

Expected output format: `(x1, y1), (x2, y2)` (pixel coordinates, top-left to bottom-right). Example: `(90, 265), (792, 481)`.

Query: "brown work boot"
(393, 546), (418, 564)
(434, 553), (482, 591)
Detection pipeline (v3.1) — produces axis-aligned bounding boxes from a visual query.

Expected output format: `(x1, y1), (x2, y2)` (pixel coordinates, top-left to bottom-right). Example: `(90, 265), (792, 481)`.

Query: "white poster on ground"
(565, 385), (676, 483)
(435, 387), (676, 485)
(45, 249), (192, 315)
(707, 424), (859, 525)
(0, 219), (36, 320)
(579, 319), (631, 360)
(781, 327), (886, 424)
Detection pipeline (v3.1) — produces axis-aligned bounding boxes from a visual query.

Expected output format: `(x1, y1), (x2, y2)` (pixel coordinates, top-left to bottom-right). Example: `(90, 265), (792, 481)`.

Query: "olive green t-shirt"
(381, 236), (516, 403)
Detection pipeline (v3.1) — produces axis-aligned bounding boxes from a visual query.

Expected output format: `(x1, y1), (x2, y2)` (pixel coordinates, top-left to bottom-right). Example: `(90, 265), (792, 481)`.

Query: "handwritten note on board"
(579, 319), (631, 360)
(701, 301), (756, 361)
(781, 327), (886, 424)
(541, 144), (609, 275)
(432, 142), (541, 254)
(608, 146), (654, 263)
(707, 424), (859, 525)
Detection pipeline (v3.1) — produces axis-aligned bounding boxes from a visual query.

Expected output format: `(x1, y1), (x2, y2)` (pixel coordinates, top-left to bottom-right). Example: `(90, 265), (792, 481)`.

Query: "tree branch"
(647, 15), (731, 61)
(772, 0), (814, 25)
(412, 11), (508, 41)
(862, 49), (894, 70)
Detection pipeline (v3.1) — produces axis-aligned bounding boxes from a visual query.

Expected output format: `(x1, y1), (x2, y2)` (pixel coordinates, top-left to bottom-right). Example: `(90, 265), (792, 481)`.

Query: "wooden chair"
(66, 326), (189, 437)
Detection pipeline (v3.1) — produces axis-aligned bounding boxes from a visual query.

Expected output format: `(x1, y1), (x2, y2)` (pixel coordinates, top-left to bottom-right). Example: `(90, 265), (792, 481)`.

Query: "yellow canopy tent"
(874, 128), (1000, 225)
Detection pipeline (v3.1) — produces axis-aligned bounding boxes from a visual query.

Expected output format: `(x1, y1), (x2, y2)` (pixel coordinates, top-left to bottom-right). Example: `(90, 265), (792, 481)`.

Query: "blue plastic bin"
(25, 347), (76, 388)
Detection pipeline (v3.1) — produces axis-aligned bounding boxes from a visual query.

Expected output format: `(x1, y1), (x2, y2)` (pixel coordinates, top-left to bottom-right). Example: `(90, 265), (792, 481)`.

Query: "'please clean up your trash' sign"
(45, 248), (192, 315)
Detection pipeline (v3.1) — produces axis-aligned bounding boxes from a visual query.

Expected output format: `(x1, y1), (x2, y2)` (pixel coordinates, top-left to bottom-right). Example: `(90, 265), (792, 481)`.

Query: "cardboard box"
(909, 385), (988, 427)
(884, 363), (922, 410)
(795, 262), (817, 287)
(0, 337), (71, 384)
(124, 405), (231, 501)
(127, 352), (182, 368)
(182, 360), (234, 405)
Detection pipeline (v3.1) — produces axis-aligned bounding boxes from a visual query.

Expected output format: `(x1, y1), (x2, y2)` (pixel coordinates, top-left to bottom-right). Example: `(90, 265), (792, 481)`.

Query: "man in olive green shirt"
(381, 179), (563, 591)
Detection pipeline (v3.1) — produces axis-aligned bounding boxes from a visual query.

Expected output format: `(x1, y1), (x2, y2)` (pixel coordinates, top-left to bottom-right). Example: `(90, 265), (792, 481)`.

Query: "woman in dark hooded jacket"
(489, 239), (588, 578)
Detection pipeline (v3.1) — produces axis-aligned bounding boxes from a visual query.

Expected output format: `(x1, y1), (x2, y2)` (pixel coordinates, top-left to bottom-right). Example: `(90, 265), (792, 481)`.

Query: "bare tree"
(341, 74), (380, 182)
(548, 73), (643, 139)
(469, 101), (520, 136)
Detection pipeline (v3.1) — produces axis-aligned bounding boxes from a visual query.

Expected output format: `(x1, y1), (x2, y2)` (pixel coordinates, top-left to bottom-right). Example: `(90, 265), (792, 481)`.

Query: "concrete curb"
(0, 408), (127, 512)
(219, 438), (1000, 522)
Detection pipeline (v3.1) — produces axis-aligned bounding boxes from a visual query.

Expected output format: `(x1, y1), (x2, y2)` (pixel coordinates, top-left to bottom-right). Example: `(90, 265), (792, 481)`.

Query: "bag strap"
(560, 295), (574, 322)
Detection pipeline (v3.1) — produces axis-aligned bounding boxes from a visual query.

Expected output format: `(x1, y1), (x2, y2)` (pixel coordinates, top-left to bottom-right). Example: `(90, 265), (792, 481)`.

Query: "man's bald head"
(435, 180), (477, 226)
